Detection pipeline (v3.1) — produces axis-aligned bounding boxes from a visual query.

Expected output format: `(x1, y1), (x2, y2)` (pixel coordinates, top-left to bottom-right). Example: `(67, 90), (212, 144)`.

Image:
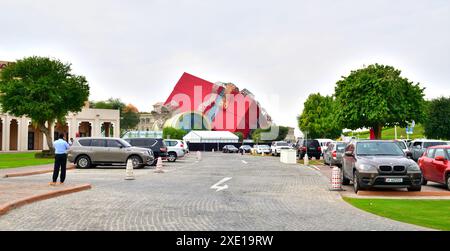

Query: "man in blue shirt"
(50, 134), (70, 186)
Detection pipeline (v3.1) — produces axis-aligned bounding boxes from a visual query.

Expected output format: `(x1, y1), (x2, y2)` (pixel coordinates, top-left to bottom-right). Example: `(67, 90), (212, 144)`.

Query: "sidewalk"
(0, 164), (90, 216)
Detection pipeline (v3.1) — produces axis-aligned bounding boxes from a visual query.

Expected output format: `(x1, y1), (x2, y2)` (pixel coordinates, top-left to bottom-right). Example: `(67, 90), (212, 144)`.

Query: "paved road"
(0, 153), (428, 230)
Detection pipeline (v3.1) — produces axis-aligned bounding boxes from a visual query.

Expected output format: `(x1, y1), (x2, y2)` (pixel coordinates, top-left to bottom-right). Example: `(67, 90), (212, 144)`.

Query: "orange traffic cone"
(154, 157), (164, 173)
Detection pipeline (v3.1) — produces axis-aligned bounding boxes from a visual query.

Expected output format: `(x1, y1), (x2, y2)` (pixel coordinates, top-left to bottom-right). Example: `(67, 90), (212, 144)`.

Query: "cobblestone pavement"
(0, 153), (428, 230)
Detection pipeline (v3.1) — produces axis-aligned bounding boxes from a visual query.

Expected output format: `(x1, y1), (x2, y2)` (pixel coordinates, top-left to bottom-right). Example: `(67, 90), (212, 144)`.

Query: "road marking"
(211, 177), (232, 192)
(310, 165), (321, 171)
(242, 160), (248, 164)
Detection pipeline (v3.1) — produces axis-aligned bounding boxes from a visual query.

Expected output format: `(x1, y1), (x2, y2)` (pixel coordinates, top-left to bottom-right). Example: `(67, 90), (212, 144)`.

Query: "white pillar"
(1, 116), (7, 151)
(4, 116), (10, 151)
(114, 120), (120, 138)
(18, 118), (29, 151)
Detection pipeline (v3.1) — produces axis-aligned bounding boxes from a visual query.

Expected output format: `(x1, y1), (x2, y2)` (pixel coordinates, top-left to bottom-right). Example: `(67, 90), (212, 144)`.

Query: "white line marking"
(242, 160), (248, 164)
(310, 165), (321, 171)
(211, 177), (232, 192)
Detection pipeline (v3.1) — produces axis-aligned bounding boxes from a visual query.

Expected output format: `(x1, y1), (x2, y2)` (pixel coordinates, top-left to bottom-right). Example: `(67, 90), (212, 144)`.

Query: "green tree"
(251, 126), (289, 143)
(423, 97), (450, 140)
(91, 99), (140, 136)
(233, 132), (244, 142)
(298, 93), (342, 139)
(0, 56), (89, 151)
(335, 64), (426, 139)
(163, 127), (187, 140)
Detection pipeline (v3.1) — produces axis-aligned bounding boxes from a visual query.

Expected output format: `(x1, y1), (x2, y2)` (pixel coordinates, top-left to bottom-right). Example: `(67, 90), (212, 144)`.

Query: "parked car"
(297, 139), (322, 160)
(223, 145), (239, 153)
(239, 145), (252, 154)
(409, 139), (447, 161)
(124, 138), (168, 166)
(163, 139), (186, 162)
(67, 137), (154, 169)
(271, 141), (291, 156)
(317, 139), (334, 156)
(342, 140), (422, 193)
(418, 145), (450, 190)
(323, 142), (347, 167)
(255, 145), (271, 154)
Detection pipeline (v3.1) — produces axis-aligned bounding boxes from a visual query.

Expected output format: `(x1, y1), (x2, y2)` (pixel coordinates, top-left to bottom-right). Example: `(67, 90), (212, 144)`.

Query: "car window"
(91, 139), (105, 147)
(413, 142), (422, 147)
(394, 141), (407, 150)
(446, 149), (450, 158)
(78, 139), (91, 146)
(106, 140), (122, 148)
(427, 149), (436, 158)
(434, 149), (446, 159)
(336, 143), (346, 152)
(424, 142), (445, 148)
(356, 142), (404, 156)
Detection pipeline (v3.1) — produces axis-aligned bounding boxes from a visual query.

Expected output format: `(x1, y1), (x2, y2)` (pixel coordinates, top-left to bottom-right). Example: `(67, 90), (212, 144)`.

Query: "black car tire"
(128, 155), (144, 169)
(446, 174), (450, 191)
(342, 169), (350, 185)
(353, 172), (361, 194)
(421, 177), (428, 186)
(168, 152), (177, 162)
(76, 155), (91, 169)
(150, 159), (157, 166)
(407, 185), (422, 192)
(315, 155), (321, 160)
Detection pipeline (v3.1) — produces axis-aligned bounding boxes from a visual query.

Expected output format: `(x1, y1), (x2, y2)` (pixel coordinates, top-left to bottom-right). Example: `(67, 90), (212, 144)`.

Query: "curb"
(3, 165), (76, 178)
(0, 183), (91, 216)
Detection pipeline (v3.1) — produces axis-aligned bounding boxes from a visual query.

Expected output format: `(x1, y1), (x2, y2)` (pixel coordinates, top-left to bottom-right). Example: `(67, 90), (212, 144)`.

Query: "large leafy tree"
(423, 97), (450, 140)
(298, 93), (342, 139)
(163, 127), (187, 140)
(335, 64), (426, 139)
(0, 56), (89, 151)
(251, 126), (289, 143)
(90, 99), (140, 136)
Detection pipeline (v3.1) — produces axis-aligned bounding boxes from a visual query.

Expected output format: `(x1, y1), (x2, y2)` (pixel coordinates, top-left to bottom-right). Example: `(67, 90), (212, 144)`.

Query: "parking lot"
(0, 152), (428, 231)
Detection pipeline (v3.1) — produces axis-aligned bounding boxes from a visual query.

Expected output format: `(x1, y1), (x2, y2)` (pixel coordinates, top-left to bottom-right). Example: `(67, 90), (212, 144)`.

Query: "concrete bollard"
(154, 157), (164, 173)
(261, 151), (265, 157)
(125, 159), (135, 180)
(330, 166), (343, 191)
(212, 148), (215, 153)
(304, 154), (309, 166)
(196, 151), (202, 161)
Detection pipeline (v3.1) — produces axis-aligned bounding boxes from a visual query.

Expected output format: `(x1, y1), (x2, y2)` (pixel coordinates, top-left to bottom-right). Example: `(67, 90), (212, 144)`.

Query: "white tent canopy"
(183, 131), (239, 143)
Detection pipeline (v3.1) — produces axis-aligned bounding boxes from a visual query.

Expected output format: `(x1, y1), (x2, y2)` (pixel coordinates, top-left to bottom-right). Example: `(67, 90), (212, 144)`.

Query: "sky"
(1, 0), (450, 134)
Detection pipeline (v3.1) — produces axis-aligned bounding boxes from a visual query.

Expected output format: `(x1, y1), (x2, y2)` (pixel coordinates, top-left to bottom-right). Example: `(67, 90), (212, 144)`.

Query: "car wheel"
(408, 185), (422, 192)
(168, 152), (177, 162)
(353, 172), (361, 194)
(76, 155), (91, 169)
(315, 155), (321, 160)
(446, 174), (450, 191)
(150, 159), (157, 166)
(421, 177), (428, 186)
(128, 155), (143, 169)
(342, 169), (350, 185)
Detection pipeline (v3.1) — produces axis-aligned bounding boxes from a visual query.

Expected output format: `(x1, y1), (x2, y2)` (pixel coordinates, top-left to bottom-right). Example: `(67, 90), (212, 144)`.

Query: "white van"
(316, 139), (334, 155)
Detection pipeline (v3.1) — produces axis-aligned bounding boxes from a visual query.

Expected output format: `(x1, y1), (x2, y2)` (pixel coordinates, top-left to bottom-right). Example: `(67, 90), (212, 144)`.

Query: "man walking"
(50, 134), (70, 186)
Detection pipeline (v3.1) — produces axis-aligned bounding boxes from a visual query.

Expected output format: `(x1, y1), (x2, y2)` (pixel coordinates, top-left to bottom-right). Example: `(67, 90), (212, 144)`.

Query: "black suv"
(297, 139), (322, 160)
(124, 138), (168, 166)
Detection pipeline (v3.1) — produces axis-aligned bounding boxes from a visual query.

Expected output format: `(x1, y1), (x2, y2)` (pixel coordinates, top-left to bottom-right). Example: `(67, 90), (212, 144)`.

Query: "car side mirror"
(406, 152), (413, 158)
(345, 151), (354, 157)
(435, 156), (446, 162)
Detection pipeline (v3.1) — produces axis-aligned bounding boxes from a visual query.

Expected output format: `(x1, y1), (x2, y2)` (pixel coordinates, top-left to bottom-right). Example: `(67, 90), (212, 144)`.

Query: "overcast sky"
(1, 0), (449, 131)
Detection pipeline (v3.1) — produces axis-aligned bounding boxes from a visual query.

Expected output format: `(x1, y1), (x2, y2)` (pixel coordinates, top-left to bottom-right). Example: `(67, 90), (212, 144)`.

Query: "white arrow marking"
(211, 177), (232, 192)
(242, 160), (248, 164)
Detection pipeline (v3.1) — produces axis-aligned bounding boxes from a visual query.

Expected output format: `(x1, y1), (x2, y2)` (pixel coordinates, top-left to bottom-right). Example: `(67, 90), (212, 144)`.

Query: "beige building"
(0, 61), (120, 151)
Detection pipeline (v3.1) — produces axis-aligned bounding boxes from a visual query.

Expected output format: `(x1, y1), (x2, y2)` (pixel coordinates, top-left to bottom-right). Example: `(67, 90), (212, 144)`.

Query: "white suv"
(271, 141), (291, 156)
(163, 139), (186, 162)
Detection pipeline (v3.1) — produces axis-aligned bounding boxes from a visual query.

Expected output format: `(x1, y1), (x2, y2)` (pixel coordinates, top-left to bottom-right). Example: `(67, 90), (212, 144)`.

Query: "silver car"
(67, 137), (154, 169)
(323, 142), (346, 167)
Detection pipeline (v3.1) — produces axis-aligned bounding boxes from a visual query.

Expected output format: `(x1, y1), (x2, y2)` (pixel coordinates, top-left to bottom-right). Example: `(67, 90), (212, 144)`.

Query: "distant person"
(69, 138), (74, 146)
(50, 134), (70, 186)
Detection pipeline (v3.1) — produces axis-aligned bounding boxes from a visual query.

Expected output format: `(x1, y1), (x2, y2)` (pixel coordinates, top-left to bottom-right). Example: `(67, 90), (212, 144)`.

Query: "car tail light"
(301, 146), (307, 152)
(332, 151), (337, 158)
(160, 147), (167, 152)
(318, 147), (322, 152)
(180, 144), (184, 148)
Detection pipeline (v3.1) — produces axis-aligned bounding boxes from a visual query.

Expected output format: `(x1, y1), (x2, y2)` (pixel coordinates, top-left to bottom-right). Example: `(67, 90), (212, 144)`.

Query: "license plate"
(385, 178), (403, 183)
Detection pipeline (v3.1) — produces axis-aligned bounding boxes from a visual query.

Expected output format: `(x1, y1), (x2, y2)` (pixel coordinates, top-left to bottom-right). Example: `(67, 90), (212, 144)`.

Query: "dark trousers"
(53, 154), (67, 183)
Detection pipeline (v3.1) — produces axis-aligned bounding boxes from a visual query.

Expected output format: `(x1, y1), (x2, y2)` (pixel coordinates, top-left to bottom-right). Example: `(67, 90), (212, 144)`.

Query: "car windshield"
(119, 139), (132, 148)
(259, 145), (269, 149)
(394, 141), (407, 150)
(336, 143), (346, 152)
(356, 142), (404, 156)
(277, 142), (289, 146)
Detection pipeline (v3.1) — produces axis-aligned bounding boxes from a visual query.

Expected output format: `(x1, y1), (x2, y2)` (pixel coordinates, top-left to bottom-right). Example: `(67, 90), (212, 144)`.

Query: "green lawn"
(345, 124), (425, 140)
(344, 197), (450, 231)
(0, 152), (54, 169)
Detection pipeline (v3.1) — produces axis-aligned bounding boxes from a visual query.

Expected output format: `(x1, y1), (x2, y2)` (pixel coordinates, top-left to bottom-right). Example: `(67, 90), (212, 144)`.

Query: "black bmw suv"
(124, 138), (168, 166)
(297, 139), (322, 160)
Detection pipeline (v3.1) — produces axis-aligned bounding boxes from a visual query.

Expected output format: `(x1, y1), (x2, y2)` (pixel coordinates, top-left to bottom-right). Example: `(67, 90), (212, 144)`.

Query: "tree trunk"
(38, 121), (54, 152)
(373, 124), (383, 140)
